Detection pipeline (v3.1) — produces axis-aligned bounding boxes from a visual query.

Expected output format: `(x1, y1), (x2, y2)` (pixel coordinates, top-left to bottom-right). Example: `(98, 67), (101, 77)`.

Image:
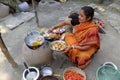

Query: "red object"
(64, 71), (84, 80)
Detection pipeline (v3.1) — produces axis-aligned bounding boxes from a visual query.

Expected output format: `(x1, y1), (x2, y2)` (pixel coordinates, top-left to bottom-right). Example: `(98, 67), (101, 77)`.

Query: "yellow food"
(37, 37), (42, 42)
(40, 28), (45, 35)
(52, 42), (66, 51)
(32, 41), (40, 46)
(49, 33), (54, 38)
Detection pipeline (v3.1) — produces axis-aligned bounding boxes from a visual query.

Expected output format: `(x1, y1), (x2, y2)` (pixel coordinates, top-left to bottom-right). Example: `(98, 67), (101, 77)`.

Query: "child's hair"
(81, 6), (94, 21)
(68, 12), (79, 19)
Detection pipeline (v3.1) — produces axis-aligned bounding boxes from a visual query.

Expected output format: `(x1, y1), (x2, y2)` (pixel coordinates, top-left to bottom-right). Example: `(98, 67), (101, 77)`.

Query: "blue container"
(18, 2), (30, 12)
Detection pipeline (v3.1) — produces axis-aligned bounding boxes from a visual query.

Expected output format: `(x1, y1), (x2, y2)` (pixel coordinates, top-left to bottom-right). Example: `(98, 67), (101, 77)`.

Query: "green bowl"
(96, 65), (120, 80)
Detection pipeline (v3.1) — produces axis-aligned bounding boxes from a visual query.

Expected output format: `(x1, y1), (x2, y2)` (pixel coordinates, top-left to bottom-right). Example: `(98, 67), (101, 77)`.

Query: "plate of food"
(63, 67), (86, 80)
(43, 33), (55, 41)
(24, 31), (45, 49)
(53, 28), (65, 34)
(50, 40), (67, 51)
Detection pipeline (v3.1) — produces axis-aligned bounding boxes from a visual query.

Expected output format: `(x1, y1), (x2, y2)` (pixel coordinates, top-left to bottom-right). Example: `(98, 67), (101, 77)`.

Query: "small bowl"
(43, 33), (56, 42)
(24, 31), (45, 49)
(63, 66), (86, 80)
(41, 67), (53, 77)
(53, 28), (66, 34)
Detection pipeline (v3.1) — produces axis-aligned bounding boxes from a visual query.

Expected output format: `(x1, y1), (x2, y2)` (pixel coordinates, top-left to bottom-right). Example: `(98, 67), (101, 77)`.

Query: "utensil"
(53, 28), (66, 34)
(22, 67), (40, 80)
(41, 66), (53, 77)
(49, 40), (67, 51)
(24, 31), (45, 49)
(43, 33), (56, 42)
(63, 66), (86, 80)
(23, 62), (40, 80)
(23, 62), (30, 73)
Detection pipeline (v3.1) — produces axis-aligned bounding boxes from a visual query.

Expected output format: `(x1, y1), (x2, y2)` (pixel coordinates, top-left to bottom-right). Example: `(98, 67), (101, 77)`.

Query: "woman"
(48, 6), (100, 69)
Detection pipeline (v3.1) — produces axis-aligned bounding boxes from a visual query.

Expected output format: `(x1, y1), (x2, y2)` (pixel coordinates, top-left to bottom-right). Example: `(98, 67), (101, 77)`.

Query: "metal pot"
(22, 67), (40, 80)
(41, 67), (53, 77)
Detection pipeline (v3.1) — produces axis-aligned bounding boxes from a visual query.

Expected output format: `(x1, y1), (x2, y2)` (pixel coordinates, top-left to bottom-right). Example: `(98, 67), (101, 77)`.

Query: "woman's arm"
(48, 20), (71, 33)
(72, 45), (91, 50)
(62, 45), (91, 53)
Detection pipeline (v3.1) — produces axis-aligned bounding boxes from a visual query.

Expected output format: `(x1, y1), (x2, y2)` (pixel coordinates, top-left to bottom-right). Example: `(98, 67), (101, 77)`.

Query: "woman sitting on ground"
(48, 6), (100, 69)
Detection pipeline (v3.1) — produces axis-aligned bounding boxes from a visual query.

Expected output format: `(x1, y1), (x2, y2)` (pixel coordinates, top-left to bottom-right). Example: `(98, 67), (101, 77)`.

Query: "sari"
(64, 21), (100, 69)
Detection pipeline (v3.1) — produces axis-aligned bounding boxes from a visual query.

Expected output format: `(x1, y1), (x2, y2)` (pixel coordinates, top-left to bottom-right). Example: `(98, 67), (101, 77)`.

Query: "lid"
(41, 67), (53, 77)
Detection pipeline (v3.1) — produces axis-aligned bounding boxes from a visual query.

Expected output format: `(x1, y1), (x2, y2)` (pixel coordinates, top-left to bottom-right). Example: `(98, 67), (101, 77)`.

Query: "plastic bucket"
(18, 2), (30, 12)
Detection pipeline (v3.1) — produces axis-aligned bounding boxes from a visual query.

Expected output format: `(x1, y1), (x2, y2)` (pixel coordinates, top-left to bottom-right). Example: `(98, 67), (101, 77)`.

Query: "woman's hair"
(81, 6), (94, 21)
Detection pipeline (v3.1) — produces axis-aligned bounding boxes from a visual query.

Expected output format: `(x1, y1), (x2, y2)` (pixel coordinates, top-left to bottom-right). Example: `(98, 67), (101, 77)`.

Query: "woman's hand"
(48, 20), (71, 33)
(62, 46), (72, 53)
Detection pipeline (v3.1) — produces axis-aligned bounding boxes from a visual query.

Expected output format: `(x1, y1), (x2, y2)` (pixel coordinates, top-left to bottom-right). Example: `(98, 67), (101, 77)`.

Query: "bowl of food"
(43, 33), (55, 41)
(50, 40), (67, 51)
(63, 67), (86, 80)
(24, 31), (45, 49)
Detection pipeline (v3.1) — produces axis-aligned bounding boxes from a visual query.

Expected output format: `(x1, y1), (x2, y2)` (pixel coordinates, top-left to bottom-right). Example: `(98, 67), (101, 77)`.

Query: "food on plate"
(64, 70), (84, 80)
(51, 42), (66, 51)
(32, 41), (40, 46)
(55, 33), (61, 40)
(37, 37), (42, 42)
(32, 37), (42, 46)
(49, 33), (54, 39)
(40, 28), (45, 35)
(53, 28), (60, 33)
(53, 28), (65, 34)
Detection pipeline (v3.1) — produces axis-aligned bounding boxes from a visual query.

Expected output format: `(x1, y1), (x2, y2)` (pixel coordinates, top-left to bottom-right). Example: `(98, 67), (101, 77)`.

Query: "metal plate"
(50, 40), (67, 51)
(43, 33), (55, 41)
(24, 31), (45, 47)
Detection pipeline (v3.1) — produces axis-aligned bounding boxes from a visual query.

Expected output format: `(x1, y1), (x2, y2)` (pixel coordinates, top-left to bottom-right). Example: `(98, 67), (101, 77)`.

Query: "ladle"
(23, 62), (30, 73)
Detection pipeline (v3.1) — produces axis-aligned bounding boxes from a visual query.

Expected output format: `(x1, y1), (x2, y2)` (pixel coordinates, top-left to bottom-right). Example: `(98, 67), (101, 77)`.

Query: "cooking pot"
(22, 67), (40, 80)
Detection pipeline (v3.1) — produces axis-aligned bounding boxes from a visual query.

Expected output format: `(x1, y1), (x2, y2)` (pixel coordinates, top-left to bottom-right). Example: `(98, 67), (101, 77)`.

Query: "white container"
(0, 3), (9, 19)
(18, 2), (30, 12)
(22, 67), (40, 80)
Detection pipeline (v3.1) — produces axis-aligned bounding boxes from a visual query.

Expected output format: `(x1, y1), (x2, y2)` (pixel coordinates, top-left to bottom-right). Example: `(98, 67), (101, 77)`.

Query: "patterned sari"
(64, 21), (100, 69)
